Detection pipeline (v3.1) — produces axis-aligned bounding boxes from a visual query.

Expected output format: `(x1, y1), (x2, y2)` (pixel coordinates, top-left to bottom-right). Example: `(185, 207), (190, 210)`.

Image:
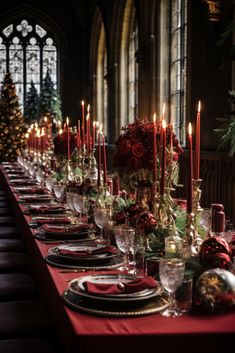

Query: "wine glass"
(53, 182), (66, 203)
(114, 225), (135, 272)
(73, 194), (86, 220)
(93, 206), (109, 243)
(66, 192), (76, 223)
(45, 176), (55, 194)
(130, 231), (145, 276)
(35, 169), (45, 186)
(159, 257), (185, 317)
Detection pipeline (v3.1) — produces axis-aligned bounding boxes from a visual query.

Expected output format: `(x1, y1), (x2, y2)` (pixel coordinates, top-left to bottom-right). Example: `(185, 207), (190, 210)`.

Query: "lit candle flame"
(162, 119), (166, 129)
(59, 129), (63, 135)
(66, 117), (69, 126)
(198, 100), (201, 113)
(25, 133), (29, 139)
(87, 104), (90, 113)
(153, 113), (156, 123)
(188, 122), (192, 135)
(81, 100), (84, 106)
(44, 116), (47, 122)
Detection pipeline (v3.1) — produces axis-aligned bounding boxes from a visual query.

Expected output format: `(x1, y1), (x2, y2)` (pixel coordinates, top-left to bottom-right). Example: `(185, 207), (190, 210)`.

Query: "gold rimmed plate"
(45, 252), (123, 269)
(68, 274), (162, 303)
(62, 289), (170, 317)
(48, 244), (120, 262)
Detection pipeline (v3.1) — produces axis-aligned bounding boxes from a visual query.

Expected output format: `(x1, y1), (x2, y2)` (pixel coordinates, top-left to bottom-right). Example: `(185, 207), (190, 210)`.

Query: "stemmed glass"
(35, 169), (45, 186)
(73, 194), (86, 220)
(45, 176), (55, 195)
(93, 206), (109, 243)
(66, 192), (76, 223)
(53, 182), (66, 203)
(130, 231), (145, 275)
(114, 225), (135, 272)
(159, 257), (185, 317)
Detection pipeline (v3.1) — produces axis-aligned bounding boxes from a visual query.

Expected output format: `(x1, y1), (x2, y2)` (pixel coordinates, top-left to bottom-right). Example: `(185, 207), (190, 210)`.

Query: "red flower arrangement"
(113, 119), (183, 172)
(53, 131), (77, 158)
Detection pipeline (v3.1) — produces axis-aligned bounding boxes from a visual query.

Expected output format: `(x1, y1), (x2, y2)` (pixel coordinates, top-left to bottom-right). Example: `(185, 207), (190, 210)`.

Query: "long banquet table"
(0, 164), (235, 353)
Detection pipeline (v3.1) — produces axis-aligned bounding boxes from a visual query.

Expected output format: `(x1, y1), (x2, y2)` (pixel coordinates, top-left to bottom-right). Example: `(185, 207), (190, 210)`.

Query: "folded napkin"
(57, 245), (118, 257)
(84, 276), (157, 295)
(36, 217), (71, 225)
(42, 223), (88, 233)
(19, 187), (45, 194)
(30, 204), (65, 213)
(23, 196), (50, 203)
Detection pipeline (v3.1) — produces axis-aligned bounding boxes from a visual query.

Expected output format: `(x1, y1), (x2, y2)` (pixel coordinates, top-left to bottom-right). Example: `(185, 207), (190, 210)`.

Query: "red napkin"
(23, 196), (50, 202)
(30, 204), (65, 213)
(20, 188), (45, 194)
(84, 276), (157, 295)
(37, 217), (71, 225)
(42, 223), (88, 233)
(57, 245), (118, 257)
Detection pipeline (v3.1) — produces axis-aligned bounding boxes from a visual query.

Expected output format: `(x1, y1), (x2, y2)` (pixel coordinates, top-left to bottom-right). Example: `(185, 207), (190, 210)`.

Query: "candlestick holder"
(192, 178), (203, 213)
(192, 178), (204, 248)
(86, 148), (98, 186)
(156, 193), (175, 229)
(181, 212), (198, 259)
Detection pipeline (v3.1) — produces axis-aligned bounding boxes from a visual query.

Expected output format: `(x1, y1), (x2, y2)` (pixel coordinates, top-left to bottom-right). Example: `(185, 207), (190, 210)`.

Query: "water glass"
(159, 257), (185, 317)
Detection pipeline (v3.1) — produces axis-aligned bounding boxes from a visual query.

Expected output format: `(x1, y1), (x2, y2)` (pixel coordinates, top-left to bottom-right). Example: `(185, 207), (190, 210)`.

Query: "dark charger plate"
(62, 289), (170, 317)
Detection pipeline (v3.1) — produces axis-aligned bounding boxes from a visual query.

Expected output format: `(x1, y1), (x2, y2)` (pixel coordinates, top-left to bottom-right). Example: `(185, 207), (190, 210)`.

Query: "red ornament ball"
(200, 236), (232, 270)
(136, 211), (157, 233)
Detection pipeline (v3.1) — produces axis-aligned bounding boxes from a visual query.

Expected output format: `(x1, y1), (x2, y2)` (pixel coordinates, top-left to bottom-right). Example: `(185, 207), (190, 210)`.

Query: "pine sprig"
(214, 90), (235, 157)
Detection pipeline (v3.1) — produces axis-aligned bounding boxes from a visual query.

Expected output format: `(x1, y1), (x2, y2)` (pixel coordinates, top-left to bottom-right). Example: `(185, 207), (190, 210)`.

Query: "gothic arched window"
(120, 0), (138, 127)
(0, 19), (58, 111)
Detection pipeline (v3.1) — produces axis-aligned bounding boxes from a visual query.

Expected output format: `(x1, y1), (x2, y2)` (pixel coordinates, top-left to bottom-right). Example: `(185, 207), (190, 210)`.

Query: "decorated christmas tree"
(24, 81), (39, 125)
(37, 70), (62, 124)
(0, 72), (26, 162)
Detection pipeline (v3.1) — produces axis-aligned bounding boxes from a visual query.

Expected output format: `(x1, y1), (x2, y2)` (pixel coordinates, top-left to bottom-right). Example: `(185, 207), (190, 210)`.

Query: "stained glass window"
(0, 19), (58, 112)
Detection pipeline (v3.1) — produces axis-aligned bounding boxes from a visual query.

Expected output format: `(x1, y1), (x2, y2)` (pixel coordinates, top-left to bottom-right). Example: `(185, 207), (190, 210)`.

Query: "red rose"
(117, 139), (132, 155)
(131, 143), (146, 158)
(128, 155), (143, 171)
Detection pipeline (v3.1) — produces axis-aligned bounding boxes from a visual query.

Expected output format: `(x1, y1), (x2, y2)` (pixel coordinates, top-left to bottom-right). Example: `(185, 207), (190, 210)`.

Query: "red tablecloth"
(1, 165), (235, 353)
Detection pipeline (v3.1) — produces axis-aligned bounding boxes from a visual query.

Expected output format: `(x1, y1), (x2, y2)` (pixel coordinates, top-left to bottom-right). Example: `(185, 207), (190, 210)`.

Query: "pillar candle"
(66, 117), (70, 161)
(160, 119), (166, 195)
(194, 100), (201, 180)
(153, 113), (157, 183)
(187, 123), (193, 213)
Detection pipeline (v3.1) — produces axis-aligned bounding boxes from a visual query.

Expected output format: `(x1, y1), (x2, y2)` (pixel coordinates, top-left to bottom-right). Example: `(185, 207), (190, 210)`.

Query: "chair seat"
(0, 338), (56, 353)
(0, 252), (29, 272)
(0, 217), (16, 226)
(0, 226), (19, 238)
(0, 273), (36, 300)
(0, 300), (52, 338)
(0, 239), (25, 252)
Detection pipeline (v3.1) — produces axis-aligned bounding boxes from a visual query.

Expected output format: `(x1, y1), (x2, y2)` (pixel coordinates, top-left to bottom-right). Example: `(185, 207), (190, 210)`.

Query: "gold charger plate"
(62, 289), (170, 317)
